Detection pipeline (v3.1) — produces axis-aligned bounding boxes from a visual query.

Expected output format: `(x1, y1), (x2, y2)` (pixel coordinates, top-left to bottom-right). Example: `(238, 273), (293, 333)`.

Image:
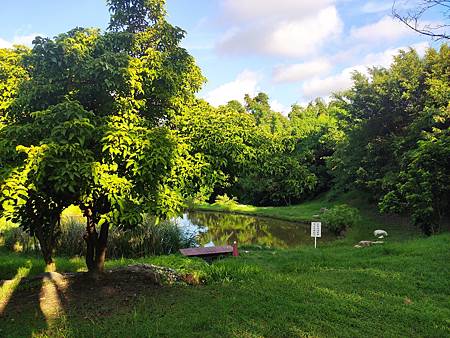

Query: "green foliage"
(212, 194), (238, 210)
(174, 99), (256, 199)
(0, 46), (29, 128)
(0, 0), (205, 269)
(245, 92), (290, 135)
(2, 215), (195, 257)
(240, 133), (317, 206)
(332, 44), (450, 234)
(321, 204), (361, 236)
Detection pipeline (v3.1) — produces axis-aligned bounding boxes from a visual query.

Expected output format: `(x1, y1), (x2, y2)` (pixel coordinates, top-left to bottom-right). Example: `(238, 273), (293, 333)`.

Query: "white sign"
(311, 222), (321, 248)
(311, 222), (322, 238)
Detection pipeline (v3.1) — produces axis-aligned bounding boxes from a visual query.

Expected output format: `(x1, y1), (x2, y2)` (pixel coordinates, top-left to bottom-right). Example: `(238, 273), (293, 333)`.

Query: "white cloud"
(270, 99), (290, 116)
(301, 65), (366, 99)
(273, 60), (332, 83)
(0, 33), (43, 49)
(217, 6), (343, 58)
(361, 2), (392, 13)
(205, 70), (260, 107)
(301, 42), (430, 100)
(0, 38), (12, 48)
(12, 34), (40, 46)
(350, 16), (413, 42)
(222, 0), (335, 21)
(362, 41), (429, 67)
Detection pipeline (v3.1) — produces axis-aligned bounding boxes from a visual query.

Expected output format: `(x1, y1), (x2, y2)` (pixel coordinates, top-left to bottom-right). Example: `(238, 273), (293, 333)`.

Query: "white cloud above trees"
(0, 33), (43, 48)
(221, 0), (335, 21)
(350, 16), (413, 42)
(217, 5), (342, 58)
(273, 60), (332, 83)
(204, 70), (261, 107)
(300, 42), (430, 101)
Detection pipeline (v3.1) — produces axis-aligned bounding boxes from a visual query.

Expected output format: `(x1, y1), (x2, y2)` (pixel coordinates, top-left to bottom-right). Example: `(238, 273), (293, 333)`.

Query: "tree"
(0, 46), (29, 129)
(289, 100), (346, 196)
(0, 0), (204, 273)
(393, 0), (450, 40)
(332, 45), (450, 234)
(244, 92), (290, 135)
(239, 131), (317, 206)
(174, 100), (256, 201)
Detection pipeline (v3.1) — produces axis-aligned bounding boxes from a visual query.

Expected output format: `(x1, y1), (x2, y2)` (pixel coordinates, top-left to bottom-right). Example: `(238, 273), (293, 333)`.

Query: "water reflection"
(174, 211), (335, 248)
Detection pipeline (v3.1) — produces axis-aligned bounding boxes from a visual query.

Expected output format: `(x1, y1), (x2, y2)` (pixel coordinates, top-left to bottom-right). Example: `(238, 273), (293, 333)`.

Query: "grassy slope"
(1, 234), (449, 337)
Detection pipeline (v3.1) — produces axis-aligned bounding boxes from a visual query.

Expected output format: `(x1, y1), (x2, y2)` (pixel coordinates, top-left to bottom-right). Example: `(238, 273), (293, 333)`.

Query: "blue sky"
(0, 0), (441, 114)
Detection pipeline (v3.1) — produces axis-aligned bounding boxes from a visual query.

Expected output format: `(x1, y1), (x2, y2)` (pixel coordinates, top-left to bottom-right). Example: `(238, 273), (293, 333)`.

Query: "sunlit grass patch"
(0, 261), (32, 314)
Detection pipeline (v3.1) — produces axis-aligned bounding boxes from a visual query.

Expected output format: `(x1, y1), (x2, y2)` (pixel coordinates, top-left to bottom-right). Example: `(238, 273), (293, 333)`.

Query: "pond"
(174, 211), (336, 249)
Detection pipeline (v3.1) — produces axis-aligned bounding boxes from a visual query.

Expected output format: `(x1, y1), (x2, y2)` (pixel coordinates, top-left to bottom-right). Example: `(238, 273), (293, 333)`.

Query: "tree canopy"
(0, 0), (204, 272)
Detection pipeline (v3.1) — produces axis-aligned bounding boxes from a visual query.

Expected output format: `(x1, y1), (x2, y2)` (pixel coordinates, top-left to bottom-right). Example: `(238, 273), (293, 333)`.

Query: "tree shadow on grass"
(0, 257), (85, 337)
(0, 263), (48, 337)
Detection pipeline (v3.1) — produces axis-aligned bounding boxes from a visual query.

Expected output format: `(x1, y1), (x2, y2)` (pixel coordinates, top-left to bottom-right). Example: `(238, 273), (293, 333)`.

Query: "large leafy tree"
(244, 92), (290, 135)
(0, 0), (204, 272)
(174, 100), (256, 200)
(0, 46), (29, 129)
(289, 99), (346, 195)
(332, 45), (450, 234)
(239, 131), (317, 206)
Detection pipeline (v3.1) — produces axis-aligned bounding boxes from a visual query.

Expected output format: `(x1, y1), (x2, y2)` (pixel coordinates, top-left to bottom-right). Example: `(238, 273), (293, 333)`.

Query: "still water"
(175, 211), (335, 248)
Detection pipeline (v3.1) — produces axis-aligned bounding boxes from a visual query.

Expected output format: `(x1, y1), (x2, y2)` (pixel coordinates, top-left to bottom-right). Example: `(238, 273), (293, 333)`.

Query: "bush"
(3, 226), (39, 253)
(321, 204), (361, 236)
(213, 194), (238, 210)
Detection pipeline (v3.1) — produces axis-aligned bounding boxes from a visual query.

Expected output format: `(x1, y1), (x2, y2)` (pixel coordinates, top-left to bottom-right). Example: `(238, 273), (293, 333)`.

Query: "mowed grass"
(1, 233), (449, 337)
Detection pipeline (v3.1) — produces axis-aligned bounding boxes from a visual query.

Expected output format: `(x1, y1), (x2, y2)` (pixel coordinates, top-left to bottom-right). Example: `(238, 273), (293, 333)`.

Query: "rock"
(374, 229), (388, 239)
(354, 240), (385, 248)
(116, 264), (187, 285)
(204, 241), (215, 248)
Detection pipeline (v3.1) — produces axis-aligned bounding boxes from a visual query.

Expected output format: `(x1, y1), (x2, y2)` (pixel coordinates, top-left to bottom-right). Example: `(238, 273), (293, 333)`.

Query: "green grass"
(195, 197), (332, 222)
(1, 234), (449, 337)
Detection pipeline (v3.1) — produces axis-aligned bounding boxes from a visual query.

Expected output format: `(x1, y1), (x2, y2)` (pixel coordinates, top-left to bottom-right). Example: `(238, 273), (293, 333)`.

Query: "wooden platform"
(180, 245), (233, 258)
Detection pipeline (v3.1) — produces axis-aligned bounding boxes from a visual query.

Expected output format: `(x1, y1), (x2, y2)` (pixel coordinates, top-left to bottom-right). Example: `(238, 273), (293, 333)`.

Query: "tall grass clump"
(107, 215), (196, 258)
(1, 214), (196, 258)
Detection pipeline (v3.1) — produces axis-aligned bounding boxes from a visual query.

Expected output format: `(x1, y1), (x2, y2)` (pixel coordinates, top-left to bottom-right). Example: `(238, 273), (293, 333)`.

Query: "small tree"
(0, 0), (204, 273)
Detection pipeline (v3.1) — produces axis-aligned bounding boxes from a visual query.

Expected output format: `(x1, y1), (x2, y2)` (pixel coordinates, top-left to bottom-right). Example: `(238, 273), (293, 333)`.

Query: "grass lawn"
(1, 232), (449, 337)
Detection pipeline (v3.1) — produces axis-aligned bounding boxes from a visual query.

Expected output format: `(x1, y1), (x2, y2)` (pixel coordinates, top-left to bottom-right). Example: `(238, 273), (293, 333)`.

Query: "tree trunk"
(83, 208), (109, 275)
(34, 225), (56, 269)
(84, 208), (98, 273)
(94, 222), (109, 273)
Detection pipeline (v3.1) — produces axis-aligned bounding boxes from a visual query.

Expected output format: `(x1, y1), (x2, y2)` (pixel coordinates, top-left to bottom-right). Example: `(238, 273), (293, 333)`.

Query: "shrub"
(321, 204), (361, 236)
(213, 194), (238, 210)
(4, 226), (39, 253)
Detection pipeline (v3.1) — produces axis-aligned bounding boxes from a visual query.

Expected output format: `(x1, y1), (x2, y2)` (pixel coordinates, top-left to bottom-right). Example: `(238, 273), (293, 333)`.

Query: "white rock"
(204, 241), (215, 248)
(374, 230), (388, 239)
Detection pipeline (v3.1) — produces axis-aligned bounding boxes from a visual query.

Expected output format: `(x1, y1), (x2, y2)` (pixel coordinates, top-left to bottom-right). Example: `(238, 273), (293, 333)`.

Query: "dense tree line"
(175, 46), (449, 235)
(0, 0), (448, 271)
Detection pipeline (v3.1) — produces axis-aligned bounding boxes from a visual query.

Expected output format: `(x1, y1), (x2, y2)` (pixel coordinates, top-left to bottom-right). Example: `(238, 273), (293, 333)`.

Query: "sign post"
(311, 222), (322, 248)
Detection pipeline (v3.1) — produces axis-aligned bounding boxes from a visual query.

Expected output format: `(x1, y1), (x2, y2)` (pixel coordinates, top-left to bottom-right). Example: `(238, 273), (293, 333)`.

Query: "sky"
(0, 0), (443, 114)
